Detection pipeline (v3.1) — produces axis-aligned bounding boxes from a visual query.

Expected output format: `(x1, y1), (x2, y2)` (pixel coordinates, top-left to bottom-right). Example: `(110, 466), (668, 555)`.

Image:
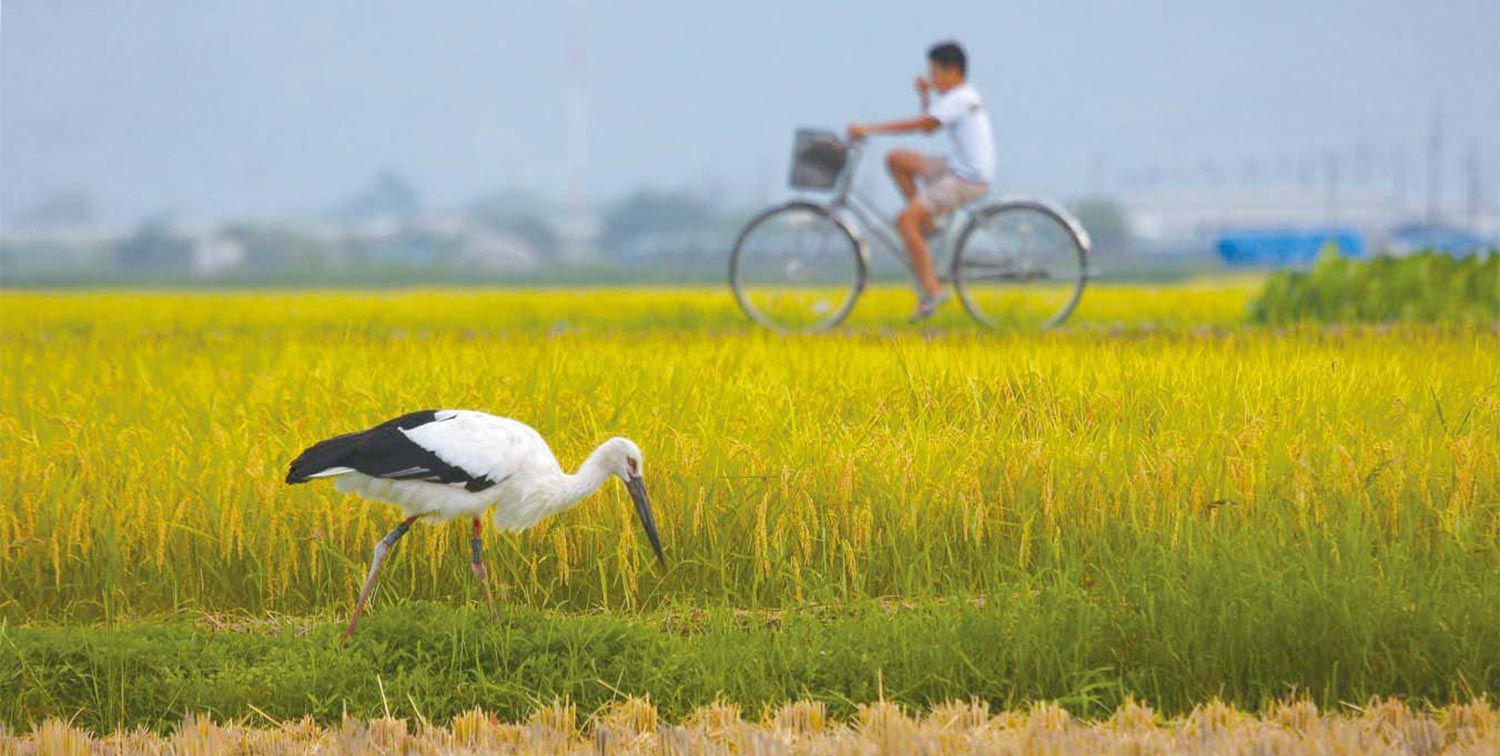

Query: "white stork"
(285, 409), (663, 638)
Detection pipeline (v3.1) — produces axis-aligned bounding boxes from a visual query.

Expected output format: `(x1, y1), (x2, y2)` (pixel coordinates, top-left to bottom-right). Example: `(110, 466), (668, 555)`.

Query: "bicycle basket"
(789, 129), (847, 190)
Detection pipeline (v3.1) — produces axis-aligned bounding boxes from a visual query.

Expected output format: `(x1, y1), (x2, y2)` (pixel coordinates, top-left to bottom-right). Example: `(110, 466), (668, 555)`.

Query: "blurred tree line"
(3, 170), (1156, 286)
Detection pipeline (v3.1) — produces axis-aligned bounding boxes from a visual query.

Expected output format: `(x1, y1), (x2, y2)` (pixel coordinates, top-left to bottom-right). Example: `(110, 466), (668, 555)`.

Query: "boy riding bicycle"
(847, 41), (994, 321)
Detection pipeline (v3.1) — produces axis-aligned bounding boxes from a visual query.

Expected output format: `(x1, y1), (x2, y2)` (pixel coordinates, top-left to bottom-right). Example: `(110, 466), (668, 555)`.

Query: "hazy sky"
(2, 0), (1498, 227)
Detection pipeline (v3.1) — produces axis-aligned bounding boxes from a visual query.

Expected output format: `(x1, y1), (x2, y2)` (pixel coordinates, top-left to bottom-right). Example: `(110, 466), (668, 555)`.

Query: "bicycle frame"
(821, 140), (967, 282)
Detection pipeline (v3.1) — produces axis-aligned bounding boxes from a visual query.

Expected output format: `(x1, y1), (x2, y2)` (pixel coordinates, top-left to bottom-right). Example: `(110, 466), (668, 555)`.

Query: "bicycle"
(730, 129), (1092, 332)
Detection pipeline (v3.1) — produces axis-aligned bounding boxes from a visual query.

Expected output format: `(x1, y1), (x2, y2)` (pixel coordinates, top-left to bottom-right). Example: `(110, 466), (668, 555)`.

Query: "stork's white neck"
(546, 442), (615, 513)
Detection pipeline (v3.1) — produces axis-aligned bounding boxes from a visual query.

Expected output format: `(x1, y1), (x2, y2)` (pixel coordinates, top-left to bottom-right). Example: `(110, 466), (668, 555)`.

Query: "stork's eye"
(626, 457), (639, 473)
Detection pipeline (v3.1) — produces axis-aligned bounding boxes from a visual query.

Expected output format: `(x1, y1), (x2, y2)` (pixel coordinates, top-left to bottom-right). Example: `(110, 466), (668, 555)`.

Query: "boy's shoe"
(909, 289), (952, 323)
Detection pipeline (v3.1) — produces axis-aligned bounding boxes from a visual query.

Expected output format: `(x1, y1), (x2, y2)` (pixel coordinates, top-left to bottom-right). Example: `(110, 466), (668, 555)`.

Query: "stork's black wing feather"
(285, 410), (496, 491)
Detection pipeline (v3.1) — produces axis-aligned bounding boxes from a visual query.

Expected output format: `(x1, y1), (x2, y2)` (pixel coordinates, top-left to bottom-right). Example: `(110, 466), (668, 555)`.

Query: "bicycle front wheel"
(730, 202), (865, 333)
(952, 201), (1089, 329)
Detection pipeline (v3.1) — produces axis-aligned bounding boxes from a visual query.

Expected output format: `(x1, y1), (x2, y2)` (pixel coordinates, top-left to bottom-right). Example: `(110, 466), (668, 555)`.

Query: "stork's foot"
(343, 516), (416, 640)
(471, 560), (500, 621)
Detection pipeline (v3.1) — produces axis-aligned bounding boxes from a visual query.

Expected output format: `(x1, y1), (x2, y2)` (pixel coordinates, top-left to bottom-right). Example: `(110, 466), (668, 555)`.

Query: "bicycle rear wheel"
(952, 201), (1089, 329)
(730, 202), (865, 333)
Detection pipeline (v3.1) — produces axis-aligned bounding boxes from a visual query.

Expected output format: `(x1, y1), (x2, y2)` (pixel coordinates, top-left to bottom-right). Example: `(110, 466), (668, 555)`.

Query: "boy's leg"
(888, 150), (944, 235)
(897, 201), (943, 297)
(885, 149), (926, 203)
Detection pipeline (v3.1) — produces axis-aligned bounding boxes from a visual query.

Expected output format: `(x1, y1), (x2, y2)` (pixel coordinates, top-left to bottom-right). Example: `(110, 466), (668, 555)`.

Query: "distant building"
(459, 231), (540, 273)
(190, 234), (247, 278)
(554, 212), (600, 263)
(1382, 223), (1495, 258)
(1122, 184), (1400, 257)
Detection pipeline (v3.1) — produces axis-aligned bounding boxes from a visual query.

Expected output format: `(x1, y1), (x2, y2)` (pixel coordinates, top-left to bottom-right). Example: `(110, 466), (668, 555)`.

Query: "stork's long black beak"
(626, 476), (665, 565)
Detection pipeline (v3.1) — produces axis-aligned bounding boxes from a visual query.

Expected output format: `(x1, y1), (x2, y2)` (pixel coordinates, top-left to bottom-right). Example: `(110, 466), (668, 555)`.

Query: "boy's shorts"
(916, 155), (988, 215)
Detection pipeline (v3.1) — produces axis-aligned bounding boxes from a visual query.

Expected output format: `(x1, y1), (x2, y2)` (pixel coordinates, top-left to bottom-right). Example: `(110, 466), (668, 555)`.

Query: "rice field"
(2, 281), (1497, 733)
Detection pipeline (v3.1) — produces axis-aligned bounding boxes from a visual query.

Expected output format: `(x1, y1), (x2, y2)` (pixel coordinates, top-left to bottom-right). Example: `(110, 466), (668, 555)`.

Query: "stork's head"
(601, 437), (664, 565)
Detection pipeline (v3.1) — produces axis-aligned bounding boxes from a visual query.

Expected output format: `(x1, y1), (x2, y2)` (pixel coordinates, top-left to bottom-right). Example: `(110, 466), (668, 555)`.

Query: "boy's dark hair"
(927, 41), (967, 76)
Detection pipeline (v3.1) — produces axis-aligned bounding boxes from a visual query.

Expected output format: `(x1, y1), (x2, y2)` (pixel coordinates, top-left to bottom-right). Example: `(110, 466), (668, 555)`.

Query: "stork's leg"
(470, 518), (500, 620)
(343, 516), (417, 639)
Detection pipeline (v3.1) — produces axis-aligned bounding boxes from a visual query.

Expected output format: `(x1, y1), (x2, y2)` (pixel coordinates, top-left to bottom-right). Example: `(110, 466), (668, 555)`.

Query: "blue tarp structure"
(1215, 228), (1365, 266)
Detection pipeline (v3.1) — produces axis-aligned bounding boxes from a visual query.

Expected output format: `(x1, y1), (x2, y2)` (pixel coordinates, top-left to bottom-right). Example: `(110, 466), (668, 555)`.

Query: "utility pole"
(1426, 102), (1443, 224)
(1392, 145), (1408, 218)
(1465, 139), (1481, 226)
(1325, 150), (1340, 225)
(1299, 153), (1316, 188)
(562, 0), (593, 261)
(1353, 142), (1372, 186)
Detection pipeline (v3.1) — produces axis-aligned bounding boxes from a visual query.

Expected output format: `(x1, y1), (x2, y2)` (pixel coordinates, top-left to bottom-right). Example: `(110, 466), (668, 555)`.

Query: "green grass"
(1251, 250), (1499, 324)
(6, 589), (1498, 734)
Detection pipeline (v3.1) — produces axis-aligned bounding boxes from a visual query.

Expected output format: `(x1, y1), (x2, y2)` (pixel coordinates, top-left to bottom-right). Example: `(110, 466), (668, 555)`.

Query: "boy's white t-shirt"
(927, 83), (995, 184)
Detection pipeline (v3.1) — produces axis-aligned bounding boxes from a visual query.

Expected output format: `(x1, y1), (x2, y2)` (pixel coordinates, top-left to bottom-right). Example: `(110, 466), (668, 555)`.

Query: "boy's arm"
(846, 115), (940, 141)
(846, 78), (940, 140)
